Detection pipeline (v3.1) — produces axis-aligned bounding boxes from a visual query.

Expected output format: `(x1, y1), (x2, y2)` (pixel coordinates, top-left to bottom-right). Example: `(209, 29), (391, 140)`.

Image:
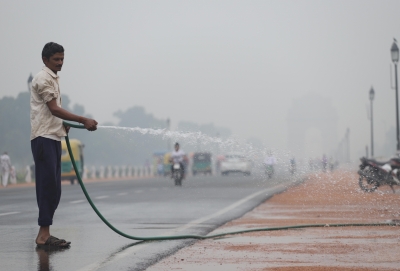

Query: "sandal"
(36, 235), (71, 248)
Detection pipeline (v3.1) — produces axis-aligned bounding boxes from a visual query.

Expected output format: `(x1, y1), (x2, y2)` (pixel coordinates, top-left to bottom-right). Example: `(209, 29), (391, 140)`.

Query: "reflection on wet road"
(0, 173), (290, 271)
(36, 246), (71, 271)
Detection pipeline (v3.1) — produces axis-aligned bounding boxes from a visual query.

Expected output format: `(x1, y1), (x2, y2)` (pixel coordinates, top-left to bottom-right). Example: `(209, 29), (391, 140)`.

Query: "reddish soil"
(148, 170), (400, 271)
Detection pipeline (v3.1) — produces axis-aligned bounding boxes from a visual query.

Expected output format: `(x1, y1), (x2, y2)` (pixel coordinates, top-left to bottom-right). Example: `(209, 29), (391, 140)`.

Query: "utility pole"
(346, 128), (350, 163)
(369, 87), (375, 157)
(391, 40), (399, 150)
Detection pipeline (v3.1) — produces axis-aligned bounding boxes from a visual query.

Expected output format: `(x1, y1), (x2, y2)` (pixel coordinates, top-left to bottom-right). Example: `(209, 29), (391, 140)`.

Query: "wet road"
(0, 173), (290, 271)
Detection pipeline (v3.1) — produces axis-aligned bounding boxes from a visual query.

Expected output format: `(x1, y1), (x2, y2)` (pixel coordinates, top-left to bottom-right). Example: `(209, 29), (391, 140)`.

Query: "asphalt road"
(0, 171), (292, 271)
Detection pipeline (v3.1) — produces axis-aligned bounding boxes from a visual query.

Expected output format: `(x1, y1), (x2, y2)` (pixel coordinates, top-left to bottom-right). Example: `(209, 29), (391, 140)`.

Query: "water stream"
(97, 125), (295, 171)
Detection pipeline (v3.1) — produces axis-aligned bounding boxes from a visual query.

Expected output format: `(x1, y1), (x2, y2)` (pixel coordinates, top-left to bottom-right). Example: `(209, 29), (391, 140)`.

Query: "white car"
(220, 153), (252, 176)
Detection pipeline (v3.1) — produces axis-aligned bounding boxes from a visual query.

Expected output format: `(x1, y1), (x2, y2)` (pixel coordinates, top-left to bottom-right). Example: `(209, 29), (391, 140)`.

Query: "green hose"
(63, 121), (398, 241)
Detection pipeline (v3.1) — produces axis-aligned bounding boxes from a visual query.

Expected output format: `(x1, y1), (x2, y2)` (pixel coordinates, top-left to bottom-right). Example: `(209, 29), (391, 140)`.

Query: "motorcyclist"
(264, 151), (277, 178)
(170, 142), (188, 178)
(289, 157), (296, 175)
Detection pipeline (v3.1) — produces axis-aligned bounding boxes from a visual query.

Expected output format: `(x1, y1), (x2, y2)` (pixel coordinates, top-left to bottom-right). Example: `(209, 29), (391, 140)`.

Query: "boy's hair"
(42, 42), (64, 59)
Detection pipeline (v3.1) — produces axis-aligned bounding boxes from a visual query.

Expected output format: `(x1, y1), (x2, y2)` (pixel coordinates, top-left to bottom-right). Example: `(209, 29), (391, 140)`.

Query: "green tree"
(0, 92), (31, 166)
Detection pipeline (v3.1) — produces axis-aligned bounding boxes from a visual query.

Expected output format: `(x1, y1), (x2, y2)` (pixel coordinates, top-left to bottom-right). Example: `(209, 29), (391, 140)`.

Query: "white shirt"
(30, 66), (66, 141)
(0, 154), (11, 171)
(171, 150), (185, 163)
(264, 156), (277, 165)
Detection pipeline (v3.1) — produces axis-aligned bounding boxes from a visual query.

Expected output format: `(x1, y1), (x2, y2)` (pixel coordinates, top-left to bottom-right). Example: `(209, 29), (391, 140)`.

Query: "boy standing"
(31, 42), (98, 248)
(0, 152), (12, 187)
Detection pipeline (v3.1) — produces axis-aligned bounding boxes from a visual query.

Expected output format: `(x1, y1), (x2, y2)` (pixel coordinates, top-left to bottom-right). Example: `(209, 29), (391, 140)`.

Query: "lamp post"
(27, 73), (33, 91)
(369, 87), (375, 157)
(391, 40), (399, 150)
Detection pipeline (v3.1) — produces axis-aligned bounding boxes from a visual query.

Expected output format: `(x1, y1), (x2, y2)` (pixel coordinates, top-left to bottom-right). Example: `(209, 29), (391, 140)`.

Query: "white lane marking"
(0, 212), (20, 217)
(118, 192), (127, 196)
(70, 200), (86, 204)
(77, 185), (285, 271)
(95, 195), (109, 199)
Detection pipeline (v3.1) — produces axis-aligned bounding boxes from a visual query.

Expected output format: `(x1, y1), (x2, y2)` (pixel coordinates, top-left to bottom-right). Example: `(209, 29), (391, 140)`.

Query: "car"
(220, 153), (252, 176)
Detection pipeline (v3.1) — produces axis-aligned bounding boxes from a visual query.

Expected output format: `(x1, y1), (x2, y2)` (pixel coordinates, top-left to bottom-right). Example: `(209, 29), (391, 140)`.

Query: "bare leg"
(36, 226), (50, 245)
(36, 226), (70, 246)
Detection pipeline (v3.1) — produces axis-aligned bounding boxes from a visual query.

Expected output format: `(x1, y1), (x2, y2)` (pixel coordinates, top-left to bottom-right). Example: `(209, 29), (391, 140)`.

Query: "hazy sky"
(1, 0), (400, 160)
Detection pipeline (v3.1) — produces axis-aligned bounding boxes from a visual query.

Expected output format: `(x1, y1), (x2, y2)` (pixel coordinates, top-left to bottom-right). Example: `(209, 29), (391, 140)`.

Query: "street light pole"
(395, 62), (399, 151)
(369, 87), (375, 157)
(391, 40), (399, 151)
(346, 128), (350, 162)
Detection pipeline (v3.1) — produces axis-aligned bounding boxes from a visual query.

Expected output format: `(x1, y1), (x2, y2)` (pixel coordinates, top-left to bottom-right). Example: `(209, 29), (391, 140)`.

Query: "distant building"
(287, 93), (338, 160)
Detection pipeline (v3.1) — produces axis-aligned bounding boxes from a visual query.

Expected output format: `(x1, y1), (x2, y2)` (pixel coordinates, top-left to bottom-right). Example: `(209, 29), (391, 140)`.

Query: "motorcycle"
(289, 164), (296, 175)
(358, 156), (400, 193)
(172, 162), (183, 186)
(289, 159), (296, 175)
(265, 165), (274, 179)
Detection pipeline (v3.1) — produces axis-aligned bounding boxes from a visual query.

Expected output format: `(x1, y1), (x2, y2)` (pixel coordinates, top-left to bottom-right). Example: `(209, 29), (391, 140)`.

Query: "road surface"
(0, 172), (292, 271)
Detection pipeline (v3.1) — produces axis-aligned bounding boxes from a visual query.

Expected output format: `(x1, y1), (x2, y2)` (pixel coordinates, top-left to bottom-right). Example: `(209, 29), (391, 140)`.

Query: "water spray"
(63, 121), (398, 242)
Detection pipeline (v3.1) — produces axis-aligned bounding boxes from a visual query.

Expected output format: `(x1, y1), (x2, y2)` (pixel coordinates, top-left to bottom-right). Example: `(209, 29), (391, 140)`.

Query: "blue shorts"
(31, 137), (62, 226)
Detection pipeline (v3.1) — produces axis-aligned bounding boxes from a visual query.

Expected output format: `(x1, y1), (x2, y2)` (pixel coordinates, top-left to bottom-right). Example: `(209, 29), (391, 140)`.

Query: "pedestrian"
(31, 42), (98, 248)
(9, 166), (17, 184)
(0, 151), (12, 187)
(157, 157), (164, 176)
(321, 154), (328, 172)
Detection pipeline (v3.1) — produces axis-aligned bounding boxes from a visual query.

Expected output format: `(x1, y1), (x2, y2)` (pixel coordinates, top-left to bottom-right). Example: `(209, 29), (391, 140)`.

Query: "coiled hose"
(63, 121), (398, 241)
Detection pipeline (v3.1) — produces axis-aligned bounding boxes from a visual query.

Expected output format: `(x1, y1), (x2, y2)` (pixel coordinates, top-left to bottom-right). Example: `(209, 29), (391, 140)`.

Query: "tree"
(0, 92), (31, 165)
(0, 92), (91, 166)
